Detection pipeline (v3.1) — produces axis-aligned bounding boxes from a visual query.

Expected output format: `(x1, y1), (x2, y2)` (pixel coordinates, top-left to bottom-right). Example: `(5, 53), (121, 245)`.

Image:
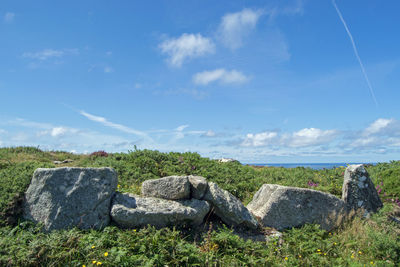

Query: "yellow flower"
(351, 254), (355, 259)
(91, 246), (95, 249)
(133, 229), (137, 232)
(83, 265), (86, 267)
(324, 253), (327, 256)
(104, 252), (108, 257)
(358, 251), (362, 254)
(92, 260), (97, 264)
(298, 255), (302, 258)
(284, 257), (288, 260)
(334, 242), (337, 245)
(117, 184), (121, 188)
(317, 249), (321, 252)
(97, 262), (102, 266)
(370, 261), (374, 265)
(329, 232), (332, 235)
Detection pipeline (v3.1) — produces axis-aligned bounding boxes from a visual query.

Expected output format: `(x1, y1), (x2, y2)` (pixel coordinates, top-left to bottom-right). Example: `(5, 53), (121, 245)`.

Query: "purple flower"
(307, 181), (318, 187)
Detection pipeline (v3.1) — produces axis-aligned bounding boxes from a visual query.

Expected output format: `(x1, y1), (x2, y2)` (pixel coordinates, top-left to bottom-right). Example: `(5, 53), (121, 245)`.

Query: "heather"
(0, 147), (399, 266)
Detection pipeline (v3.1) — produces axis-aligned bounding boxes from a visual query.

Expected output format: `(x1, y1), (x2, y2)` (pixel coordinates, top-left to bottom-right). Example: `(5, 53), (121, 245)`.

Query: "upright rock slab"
(203, 182), (259, 229)
(141, 176), (190, 200)
(188, 175), (208, 199)
(342, 164), (383, 214)
(111, 193), (210, 228)
(23, 167), (118, 231)
(247, 184), (346, 231)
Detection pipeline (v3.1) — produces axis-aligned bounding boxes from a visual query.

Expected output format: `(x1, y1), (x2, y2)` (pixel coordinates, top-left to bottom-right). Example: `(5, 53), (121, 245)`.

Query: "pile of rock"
(22, 164), (383, 233)
(111, 175), (259, 229)
(23, 170), (258, 231)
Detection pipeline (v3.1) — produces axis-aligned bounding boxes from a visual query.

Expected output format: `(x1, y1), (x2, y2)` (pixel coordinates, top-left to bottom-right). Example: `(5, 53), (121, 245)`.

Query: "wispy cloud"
(282, 0), (305, 16)
(202, 130), (216, 138)
(239, 128), (338, 148)
(217, 8), (263, 50)
(22, 48), (78, 61)
(159, 33), (215, 67)
(104, 66), (114, 73)
(1, 117), (138, 152)
(193, 69), (249, 86)
(348, 118), (400, 149)
(332, 0), (378, 107)
(153, 88), (208, 100)
(4, 12), (15, 23)
(283, 128), (338, 148)
(80, 111), (151, 140)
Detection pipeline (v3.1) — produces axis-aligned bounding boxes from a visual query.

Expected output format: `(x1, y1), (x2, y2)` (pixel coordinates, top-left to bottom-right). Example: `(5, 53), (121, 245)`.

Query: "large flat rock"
(342, 164), (383, 214)
(247, 184), (346, 231)
(141, 176), (190, 200)
(23, 167), (118, 231)
(111, 192), (210, 228)
(203, 182), (259, 229)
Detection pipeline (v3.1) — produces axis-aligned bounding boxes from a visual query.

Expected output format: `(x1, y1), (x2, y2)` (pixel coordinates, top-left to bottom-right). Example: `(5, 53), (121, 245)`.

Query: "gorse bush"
(0, 147), (399, 266)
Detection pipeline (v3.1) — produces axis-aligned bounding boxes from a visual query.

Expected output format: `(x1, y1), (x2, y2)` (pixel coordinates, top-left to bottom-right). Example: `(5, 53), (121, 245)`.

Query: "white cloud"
(363, 118), (395, 136)
(349, 118), (400, 149)
(218, 8), (263, 50)
(203, 130), (216, 137)
(51, 127), (68, 137)
(241, 131), (278, 147)
(22, 48), (78, 61)
(80, 111), (150, 140)
(159, 33), (215, 67)
(37, 127), (79, 138)
(193, 69), (249, 86)
(285, 128), (338, 147)
(0, 129), (6, 134)
(4, 12), (15, 23)
(175, 125), (189, 132)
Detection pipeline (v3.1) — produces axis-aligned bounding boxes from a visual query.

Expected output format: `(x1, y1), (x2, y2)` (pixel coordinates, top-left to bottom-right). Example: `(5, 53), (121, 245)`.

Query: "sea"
(244, 163), (374, 170)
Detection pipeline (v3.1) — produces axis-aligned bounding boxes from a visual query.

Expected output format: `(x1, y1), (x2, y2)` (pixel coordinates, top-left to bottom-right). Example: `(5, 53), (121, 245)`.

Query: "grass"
(0, 146), (399, 266)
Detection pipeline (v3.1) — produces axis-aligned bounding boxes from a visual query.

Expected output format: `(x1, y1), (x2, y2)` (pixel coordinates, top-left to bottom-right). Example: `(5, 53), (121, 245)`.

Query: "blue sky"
(1, 0), (400, 163)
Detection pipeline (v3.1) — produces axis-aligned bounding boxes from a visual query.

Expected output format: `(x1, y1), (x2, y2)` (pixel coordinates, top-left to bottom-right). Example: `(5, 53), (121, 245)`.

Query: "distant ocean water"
(244, 163), (374, 170)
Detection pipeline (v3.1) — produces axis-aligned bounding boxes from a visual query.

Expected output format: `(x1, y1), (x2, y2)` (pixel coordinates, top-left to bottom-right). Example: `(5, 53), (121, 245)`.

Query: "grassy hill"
(0, 147), (399, 266)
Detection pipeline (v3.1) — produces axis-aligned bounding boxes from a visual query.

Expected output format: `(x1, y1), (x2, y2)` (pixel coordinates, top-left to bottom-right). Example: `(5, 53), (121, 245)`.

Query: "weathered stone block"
(203, 182), (259, 229)
(141, 176), (190, 200)
(111, 193), (210, 228)
(23, 167), (117, 231)
(247, 184), (346, 231)
(342, 164), (383, 214)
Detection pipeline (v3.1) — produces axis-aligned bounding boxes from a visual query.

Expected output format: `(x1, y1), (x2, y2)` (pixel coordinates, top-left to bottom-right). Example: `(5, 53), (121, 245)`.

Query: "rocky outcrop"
(203, 182), (259, 230)
(111, 192), (210, 228)
(247, 184), (346, 231)
(141, 176), (190, 200)
(188, 175), (208, 199)
(342, 164), (383, 214)
(22, 164), (383, 233)
(23, 167), (117, 231)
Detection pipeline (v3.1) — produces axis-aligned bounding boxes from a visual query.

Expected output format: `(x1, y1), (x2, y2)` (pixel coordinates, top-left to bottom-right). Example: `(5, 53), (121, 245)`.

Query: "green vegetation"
(0, 146), (399, 266)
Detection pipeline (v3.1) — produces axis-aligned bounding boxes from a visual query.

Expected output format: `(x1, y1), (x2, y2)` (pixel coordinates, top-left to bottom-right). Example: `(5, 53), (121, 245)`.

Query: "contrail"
(332, 0), (378, 107)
